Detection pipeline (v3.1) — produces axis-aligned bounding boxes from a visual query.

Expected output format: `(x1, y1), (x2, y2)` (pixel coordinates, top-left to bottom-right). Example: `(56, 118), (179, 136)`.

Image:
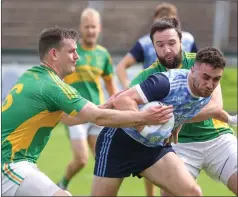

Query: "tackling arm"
(61, 100), (173, 128)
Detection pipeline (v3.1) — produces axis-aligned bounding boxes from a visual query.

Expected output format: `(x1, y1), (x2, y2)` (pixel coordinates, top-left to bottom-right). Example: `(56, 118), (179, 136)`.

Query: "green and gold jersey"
(64, 43), (114, 105)
(1, 65), (88, 164)
(130, 52), (233, 143)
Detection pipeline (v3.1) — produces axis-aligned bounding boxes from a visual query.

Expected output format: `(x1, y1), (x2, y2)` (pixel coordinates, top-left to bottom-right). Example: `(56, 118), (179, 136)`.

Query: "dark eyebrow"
(203, 73), (222, 78)
(202, 73), (211, 77)
(155, 39), (176, 44)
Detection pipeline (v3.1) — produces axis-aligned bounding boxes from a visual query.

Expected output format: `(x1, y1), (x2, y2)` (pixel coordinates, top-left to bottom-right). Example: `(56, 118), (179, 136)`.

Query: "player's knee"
(186, 184), (202, 196)
(160, 189), (173, 197)
(74, 155), (88, 168)
(64, 190), (72, 196)
(227, 171), (237, 195)
(53, 189), (72, 196)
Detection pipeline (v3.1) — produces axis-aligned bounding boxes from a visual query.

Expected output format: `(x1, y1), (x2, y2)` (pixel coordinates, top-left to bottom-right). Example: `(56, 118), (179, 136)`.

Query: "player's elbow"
(212, 106), (223, 119)
(116, 62), (126, 75)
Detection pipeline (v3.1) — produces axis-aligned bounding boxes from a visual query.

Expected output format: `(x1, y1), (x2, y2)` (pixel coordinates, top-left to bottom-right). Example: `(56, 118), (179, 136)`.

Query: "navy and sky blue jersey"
(129, 32), (197, 69)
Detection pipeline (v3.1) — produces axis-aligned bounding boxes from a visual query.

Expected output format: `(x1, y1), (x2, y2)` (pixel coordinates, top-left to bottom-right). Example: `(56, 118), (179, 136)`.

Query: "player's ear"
(191, 63), (197, 73)
(49, 48), (59, 61)
(98, 23), (102, 33)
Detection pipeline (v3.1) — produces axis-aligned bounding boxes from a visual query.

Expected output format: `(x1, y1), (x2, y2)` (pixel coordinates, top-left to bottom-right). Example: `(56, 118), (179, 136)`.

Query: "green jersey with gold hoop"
(64, 43), (114, 105)
(130, 52), (234, 143)
(1, 65), (88, 164)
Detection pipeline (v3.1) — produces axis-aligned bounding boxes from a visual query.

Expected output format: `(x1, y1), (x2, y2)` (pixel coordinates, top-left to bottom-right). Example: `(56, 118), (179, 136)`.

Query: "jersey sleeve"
(129, 70), (148, 87)
(43, 81), (88, 116)
(129, 41), (144, 63)
(129, 61), (162, 87)
(102, 51), (114, 78)
(191, 42), (198, 53)
(134, 73), (170, 103)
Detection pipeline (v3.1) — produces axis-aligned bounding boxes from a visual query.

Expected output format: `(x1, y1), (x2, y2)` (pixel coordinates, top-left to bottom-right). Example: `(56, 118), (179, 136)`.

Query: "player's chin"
(67, 66), (75, 75)
(200, 91), (212, 97)
(71, 66), (76, 73)
(87, 39), (96, 45)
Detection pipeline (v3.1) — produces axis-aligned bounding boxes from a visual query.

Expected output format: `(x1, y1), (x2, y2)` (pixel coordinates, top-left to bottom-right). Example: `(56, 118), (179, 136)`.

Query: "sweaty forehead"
(153, 28), (179, 42)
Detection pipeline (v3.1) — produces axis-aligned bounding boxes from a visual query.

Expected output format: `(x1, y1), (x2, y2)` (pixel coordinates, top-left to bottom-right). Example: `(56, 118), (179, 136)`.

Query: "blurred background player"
(116, 2), (198, 90)
(57, 8), (118, 190)
(117, 2), (198, 195)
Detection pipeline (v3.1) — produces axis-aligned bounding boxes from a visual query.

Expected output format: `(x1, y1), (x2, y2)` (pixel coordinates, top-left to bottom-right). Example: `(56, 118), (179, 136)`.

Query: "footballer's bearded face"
(153, 28), (182, 69)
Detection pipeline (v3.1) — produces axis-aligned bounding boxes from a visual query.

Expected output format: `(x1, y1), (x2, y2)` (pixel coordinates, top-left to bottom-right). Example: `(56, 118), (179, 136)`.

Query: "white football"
(139, 101), (175, 143)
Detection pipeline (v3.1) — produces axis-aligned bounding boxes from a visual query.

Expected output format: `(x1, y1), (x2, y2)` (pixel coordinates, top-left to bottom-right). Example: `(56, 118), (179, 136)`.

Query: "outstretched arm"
(61, 101), (173, 128)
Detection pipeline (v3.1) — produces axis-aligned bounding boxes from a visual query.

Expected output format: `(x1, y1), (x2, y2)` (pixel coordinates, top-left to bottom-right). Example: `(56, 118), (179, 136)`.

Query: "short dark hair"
(196, 47), (226, 69)
(38, 27), (79, 60)
(154, 2), (178, 19)
(150, 17), (182, 43)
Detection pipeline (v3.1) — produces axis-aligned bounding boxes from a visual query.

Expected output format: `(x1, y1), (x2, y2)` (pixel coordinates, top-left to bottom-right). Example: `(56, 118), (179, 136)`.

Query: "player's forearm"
(186, 108), (237, 127)
(116, 64), (130, 89)
(211, 110), (229, 123)
(211, 110), (237, 127)
(60, 109), (144, 127)
(60, 113), (85, 126)
(185, 103), (222, 123)
(92, 108), (146, 127)
(105, 82), (118, 96)
(113, 95), (139, 112)
(113, 94), (145, 131)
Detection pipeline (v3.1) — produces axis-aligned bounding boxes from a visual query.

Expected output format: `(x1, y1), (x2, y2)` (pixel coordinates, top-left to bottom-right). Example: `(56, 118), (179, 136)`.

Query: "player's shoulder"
(162, 69), (189, 80)
(96, 44), (110, 54)
(21, 65), (46, 82)
(138, 34), (152, 46)
(182, 31), (195, 42)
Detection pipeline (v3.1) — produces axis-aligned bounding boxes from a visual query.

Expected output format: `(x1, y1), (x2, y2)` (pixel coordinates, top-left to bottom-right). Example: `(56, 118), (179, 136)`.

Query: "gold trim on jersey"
(2, 110), (64, 162)
(102, 74), (113, 81)
(95, 77), (105, 104)
(185, 52), (196, 59)
(48, 71), (77, 100)
(69, 110), (78, 117)
(96, 45), (107, 52)
(64, 65), (104, 84)
(212, 118), (230, 130)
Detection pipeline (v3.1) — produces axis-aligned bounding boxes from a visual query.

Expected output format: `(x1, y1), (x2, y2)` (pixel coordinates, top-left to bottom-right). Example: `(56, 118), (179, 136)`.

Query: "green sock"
(61, 176), (69, 187)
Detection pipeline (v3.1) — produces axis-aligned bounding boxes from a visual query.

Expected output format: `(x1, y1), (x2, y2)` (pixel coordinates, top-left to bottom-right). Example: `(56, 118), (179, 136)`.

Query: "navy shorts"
(94, 127), (175, 178)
